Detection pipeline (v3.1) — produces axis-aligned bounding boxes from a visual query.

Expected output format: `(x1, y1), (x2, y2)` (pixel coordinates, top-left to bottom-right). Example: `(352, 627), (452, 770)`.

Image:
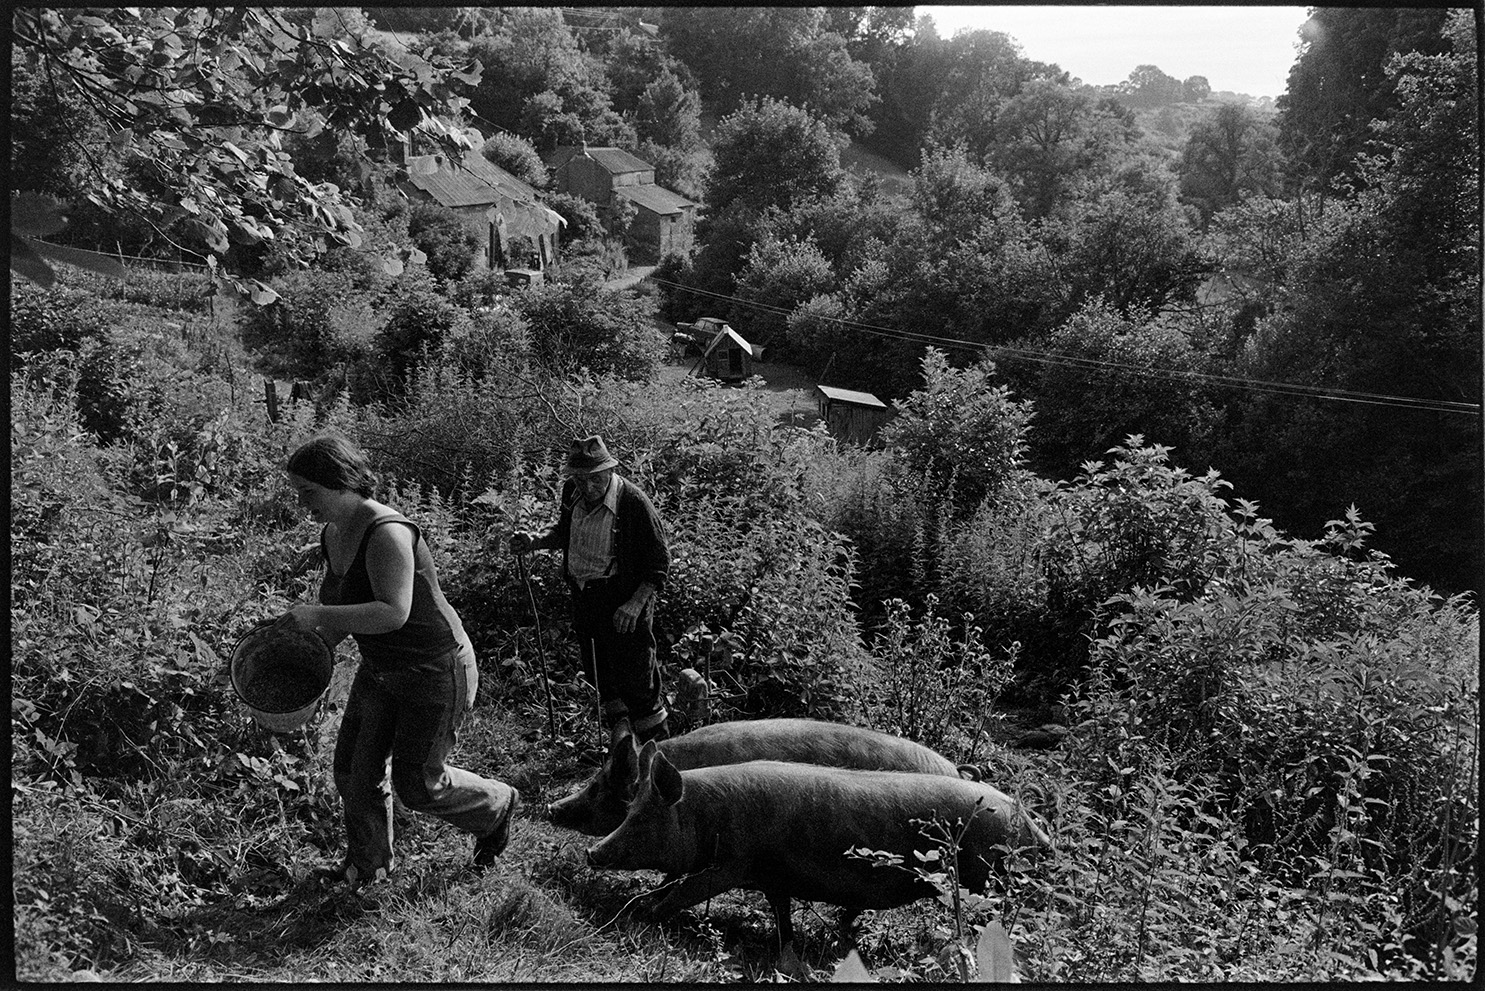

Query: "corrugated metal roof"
(545, 144), (655, 176)
(614, 183), (696, 215)
(586, 146), (654, 174)
(817, 385), (887, 408)
(405, 151), (539, 209)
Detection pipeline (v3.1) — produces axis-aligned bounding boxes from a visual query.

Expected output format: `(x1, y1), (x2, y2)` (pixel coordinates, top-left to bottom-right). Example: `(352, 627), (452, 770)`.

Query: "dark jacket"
(548, 475), (669, 600)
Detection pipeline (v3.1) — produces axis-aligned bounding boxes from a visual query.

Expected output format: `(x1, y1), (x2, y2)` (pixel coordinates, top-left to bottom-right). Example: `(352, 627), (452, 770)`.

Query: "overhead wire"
(649, 276), (1481, 417)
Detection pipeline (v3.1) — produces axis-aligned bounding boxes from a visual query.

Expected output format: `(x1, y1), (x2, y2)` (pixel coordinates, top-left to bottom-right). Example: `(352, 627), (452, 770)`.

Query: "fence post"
(264, 379), (279, 424)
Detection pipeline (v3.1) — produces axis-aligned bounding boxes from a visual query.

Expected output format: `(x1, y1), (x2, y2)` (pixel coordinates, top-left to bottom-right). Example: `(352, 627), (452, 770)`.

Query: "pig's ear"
(637, 738), (660, 774)
(653, 753), (684, 806)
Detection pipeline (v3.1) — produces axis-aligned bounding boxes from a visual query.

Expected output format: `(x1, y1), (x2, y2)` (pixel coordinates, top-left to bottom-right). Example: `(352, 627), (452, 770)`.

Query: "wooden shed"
(816, 385), (891, 445)
(697, 323), (762, 382)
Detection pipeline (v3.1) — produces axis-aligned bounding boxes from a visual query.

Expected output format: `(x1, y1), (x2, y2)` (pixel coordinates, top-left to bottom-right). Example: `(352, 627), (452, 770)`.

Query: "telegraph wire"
(649, 277), (1481, 417)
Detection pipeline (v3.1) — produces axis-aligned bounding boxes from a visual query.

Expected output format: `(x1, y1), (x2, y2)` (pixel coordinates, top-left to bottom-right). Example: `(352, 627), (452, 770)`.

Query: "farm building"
(695, 322), (763, 382)
(399, 150), (566, 275)
(816, 385), (892, 445)
(546, 143), (697, 264)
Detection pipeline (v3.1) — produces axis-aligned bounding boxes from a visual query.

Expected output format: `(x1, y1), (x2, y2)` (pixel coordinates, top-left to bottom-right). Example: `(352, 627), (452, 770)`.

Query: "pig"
(549, 717), (979, 836)
(585, 742), (1051, 948)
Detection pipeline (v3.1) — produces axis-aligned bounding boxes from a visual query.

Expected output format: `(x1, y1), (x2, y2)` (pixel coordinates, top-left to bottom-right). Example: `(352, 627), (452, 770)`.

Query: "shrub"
(481, 131), (549, 189)
(237, 269), (376, 381)
(1065, 499), (1479, 978)
(10, 279), (112, 357)
(372, 283), (475, 390)
(407, 201), (483, 283)
(508, 277), (662, 381)
(544, 191), (603, 244)
(880, 348), (1034, 515)
(861, 596), (1015, 761)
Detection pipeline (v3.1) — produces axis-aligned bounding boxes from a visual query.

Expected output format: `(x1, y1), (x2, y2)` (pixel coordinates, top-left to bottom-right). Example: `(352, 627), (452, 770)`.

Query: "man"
(510, 436), (672, 743)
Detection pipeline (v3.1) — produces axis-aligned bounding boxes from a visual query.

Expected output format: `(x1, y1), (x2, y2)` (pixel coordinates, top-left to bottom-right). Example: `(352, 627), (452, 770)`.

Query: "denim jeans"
(332, 642), (515, 878)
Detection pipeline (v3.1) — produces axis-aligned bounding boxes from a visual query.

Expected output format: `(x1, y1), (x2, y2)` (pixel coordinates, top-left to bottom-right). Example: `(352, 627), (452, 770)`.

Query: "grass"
(20, 665), (987, 984)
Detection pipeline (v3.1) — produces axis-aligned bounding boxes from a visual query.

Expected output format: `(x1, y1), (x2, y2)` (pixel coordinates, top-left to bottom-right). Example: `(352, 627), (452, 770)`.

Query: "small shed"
(698, 323), (762, 382)
(816, 385), (891, 445)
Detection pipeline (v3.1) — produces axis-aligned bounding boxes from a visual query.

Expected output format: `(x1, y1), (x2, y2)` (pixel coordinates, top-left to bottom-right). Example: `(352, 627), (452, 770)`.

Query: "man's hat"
(564, 435), (620, 476)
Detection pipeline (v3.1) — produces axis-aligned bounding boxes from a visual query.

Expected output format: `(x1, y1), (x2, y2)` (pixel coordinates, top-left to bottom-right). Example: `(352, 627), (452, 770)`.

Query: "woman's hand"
(276, 604), (321, 631)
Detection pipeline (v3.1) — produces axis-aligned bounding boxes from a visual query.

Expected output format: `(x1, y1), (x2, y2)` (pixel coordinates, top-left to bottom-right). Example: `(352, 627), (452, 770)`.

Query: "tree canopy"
(11, 7), (484, 295)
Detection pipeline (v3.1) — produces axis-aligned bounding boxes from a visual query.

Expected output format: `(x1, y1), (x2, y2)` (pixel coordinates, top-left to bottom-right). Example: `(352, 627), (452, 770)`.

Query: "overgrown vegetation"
(11, 4), (1478, 985)
(11, 258), (1476, 983)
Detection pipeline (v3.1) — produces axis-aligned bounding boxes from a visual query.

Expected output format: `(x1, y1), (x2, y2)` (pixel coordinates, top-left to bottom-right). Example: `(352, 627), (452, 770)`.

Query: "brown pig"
(548, 718), (978, 836)
(585, 742), (1051, 948)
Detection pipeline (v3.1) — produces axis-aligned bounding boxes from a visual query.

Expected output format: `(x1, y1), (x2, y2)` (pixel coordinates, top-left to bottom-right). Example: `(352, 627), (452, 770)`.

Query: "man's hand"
(613, 585), (655, 633)
(510, 531), (538, 554)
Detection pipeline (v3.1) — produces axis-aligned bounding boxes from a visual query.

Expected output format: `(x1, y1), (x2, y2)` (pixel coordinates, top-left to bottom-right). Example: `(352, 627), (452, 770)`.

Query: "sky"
(916, 5), (1313, 99)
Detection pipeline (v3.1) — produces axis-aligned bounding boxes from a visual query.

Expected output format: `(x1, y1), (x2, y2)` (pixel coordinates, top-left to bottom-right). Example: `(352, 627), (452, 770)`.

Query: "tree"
(990, 76), (1096, 218)
(11, 7), (484, 295)
(1276, 7), (1450, 199)
(480, 132), (549, 190)
(865, 15), (948, 168)
(910, 146), (1020, 235)
(406, 203), (481, 283)
(1116, 64), (1185, 108)
(732, 235), (837, 354)
(1177, 102), (1281, 228)
(1043, 190), (1210, 321)
(1023, 300), (1219, 478)
(880, 348), (1033, 514)
(658, 7), (878, 136)
(603, 29), (694, 116)
(635, 69), (703, 150)
(707, 98), (846, 215)
(509, 278), (663, 381)
(1216, 10), (1479, 593)
(1181, 75), (1212, 103)
(924, 30), (1034, 162)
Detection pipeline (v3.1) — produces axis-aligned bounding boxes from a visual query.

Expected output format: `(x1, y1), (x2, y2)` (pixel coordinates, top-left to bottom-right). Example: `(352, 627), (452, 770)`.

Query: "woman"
(277, 432), (518, 889)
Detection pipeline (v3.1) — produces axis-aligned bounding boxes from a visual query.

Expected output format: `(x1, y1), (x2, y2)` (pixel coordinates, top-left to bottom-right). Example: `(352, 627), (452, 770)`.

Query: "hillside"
(12, 268), (1477, 983)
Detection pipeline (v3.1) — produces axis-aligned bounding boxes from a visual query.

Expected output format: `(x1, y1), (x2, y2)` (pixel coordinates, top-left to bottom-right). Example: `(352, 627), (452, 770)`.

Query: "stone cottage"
(545, 143), (697, 264)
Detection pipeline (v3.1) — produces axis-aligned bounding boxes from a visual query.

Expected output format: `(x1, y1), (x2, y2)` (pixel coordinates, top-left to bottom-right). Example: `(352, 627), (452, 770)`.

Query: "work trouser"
(571, 579), (669, 742)
(332, 641), (517, 879)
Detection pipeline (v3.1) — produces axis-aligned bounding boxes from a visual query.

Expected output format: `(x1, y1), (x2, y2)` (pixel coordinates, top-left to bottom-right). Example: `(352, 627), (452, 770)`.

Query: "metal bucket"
(229, 626), (333, 733)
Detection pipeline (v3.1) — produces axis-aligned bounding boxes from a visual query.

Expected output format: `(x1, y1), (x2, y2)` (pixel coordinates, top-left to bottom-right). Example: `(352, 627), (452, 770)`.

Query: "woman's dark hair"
(287, 432), (376, 497)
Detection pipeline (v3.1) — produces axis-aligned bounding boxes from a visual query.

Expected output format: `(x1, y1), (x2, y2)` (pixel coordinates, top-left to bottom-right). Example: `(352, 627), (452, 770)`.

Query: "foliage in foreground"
(10, 274), (1478, 983)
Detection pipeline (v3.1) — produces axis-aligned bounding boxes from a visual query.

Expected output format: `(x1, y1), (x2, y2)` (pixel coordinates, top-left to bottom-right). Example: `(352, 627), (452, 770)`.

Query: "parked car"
(671, 317), (727, 357)
(504, 267), (543, 288)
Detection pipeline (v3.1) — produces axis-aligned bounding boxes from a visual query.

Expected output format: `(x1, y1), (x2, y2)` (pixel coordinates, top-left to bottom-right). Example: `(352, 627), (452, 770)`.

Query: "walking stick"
(589, 636), (604, 755)
(516, 551), (557, 740)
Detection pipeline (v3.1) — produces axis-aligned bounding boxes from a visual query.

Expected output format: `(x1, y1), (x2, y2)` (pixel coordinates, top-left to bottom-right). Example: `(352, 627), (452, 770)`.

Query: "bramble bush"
(861, 596), (1016, 761)
(237, 268), (378, 381)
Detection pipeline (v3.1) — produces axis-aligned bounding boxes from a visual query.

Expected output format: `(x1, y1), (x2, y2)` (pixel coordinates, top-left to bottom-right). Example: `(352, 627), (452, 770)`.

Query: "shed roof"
(816, 385), (887, 409)
(401, 151), (564, 236)
(405, 151), (539, 208)
(547, 144), (654, 175)
(614, 183), (696, 215)
(702, 325), (762, 360)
